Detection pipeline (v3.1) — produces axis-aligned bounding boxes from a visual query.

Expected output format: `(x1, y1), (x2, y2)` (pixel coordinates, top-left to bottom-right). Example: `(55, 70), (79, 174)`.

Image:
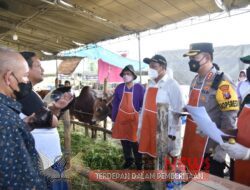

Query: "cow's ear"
(105, 95), (114, 106)
(103, 92), (108, 98)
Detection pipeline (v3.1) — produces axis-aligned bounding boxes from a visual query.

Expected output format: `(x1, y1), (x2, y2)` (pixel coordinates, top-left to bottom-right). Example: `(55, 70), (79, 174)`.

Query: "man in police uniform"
(182, 43), (239, 177)
(220, 55), (250, 186)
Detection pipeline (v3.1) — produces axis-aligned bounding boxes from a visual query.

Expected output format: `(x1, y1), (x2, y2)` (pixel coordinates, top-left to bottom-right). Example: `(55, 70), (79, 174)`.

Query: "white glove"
(221, 142), (250, 160)
(168, 122), (182, 157)
(213, 145), (226, 163)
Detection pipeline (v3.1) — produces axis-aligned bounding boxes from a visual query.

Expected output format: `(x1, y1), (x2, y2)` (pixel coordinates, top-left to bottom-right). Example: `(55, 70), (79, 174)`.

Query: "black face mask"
(188, 56), (207, 73)
(11, 73), (32, 100)
(247, 67), (250, 81)
(188, 59), (201, 73)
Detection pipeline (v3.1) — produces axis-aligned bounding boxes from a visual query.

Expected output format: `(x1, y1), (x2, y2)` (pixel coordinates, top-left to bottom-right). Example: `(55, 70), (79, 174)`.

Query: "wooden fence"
(71, 119), (111, 141)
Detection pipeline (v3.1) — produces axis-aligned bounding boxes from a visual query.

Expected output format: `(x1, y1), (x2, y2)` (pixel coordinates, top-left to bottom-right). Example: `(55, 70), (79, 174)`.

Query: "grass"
(57, 122), (125, 189)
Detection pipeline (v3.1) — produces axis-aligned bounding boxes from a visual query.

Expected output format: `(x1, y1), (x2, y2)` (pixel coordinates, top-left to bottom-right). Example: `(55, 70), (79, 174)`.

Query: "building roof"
(0, 0), (249, 55)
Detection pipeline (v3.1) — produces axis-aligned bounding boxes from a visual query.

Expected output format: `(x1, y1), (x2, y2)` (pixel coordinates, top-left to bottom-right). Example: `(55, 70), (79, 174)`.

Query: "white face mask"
(148, 68), (159, 79)
(123, 75), (133, 83)
(239, 77), (246, 82)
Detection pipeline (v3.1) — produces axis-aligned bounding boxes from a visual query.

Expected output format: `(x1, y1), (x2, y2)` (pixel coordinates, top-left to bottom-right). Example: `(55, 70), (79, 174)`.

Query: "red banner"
(98, 59), (123, 83)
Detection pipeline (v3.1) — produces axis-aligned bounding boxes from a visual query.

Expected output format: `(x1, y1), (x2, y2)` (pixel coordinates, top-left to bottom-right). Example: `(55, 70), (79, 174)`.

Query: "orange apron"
(234, 105), (250, 186)
(112, 86), (139, 142)
(138, 87), (158, 157)
(181, 80), (209, 175)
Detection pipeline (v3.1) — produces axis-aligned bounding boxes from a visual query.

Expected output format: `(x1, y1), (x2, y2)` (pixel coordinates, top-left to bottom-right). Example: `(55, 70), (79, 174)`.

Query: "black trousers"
(202, 153), (225, 177)
(121, 140), (142, 169)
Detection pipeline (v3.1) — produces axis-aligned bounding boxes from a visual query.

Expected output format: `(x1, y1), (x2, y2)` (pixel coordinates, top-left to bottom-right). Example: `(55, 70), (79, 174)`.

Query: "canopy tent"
(57, 44), (148, 83)
(0, 0), (249, 54)
(59, 44), (148, 71)
(58, 58), (82, 75)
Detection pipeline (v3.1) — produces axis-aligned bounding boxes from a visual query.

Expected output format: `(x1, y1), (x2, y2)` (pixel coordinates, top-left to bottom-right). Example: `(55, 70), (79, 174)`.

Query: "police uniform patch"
(201, 89), (209, 94)
(207, 72), (213, 81)
(216, 80), (239, 111)
(204, 86), (210, 91)
(206, 82), (212, 86)
(201, 95), (206, 102)
(219, 85), (231, 99)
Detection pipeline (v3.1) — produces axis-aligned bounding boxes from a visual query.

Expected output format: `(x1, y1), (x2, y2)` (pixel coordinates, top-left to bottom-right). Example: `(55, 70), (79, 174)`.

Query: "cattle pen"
(70, 78), (112, 140)
(58, 79), (138, 189)
(60, 110), (138, 190)
(71, 119), (111, 141)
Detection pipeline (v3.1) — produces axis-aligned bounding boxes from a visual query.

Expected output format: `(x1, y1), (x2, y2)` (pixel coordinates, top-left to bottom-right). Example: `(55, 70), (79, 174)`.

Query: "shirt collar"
(149, 73), (169, 85)
(197, 66), (217, 81)
(161, 73), (169, 82)
(0, 93), (22, 113)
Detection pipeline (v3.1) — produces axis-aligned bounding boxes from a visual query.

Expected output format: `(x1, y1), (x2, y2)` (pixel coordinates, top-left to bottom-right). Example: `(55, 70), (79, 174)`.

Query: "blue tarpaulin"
(59, 44), (147, 71)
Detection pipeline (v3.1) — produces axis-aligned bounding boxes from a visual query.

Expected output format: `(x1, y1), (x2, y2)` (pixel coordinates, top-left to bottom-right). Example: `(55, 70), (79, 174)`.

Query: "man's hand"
(23, 109), (58, 129)
(221, 142), (250, 160)
(23, 113), (36, 124)
(53, 92), (73, 110)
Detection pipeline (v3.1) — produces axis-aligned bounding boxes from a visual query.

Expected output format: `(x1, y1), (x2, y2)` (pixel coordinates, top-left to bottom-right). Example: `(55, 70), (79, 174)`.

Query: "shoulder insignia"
(207, 72), (213, 81)
(204, 85), (210, 91)
(219, 84), (231, 99)
(216, 80), (239, 111)
(201, 95), (206, 102)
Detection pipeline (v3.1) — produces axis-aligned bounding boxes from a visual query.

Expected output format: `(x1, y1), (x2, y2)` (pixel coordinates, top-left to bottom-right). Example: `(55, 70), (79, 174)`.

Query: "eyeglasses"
(11, 72), (29, 83)
(11, 73), (20, 83)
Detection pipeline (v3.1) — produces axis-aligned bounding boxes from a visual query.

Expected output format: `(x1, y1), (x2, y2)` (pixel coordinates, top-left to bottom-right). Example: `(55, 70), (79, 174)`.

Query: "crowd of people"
(0, 42), (250, 189)
(0, 47), (73, 189)
(112, 43), (250, 189)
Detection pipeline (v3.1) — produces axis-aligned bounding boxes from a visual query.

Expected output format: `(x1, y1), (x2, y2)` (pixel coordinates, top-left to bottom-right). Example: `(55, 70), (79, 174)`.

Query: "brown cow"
(70, 86), (112, 124)
(92, 95), (113, 122)
(36, 89), (50, 99)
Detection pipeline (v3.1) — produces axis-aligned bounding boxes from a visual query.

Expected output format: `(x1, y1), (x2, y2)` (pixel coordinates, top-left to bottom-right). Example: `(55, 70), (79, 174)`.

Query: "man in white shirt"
(138, 54), (185, 168)
(19, 52), (73, 169)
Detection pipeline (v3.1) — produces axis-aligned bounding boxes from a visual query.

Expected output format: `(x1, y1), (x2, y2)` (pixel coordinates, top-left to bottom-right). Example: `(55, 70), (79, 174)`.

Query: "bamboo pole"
(137, 33), (142, 83)
(71, 120), (112, 134)
(103, 77), (108, 140)
(62, 110), (72, 169)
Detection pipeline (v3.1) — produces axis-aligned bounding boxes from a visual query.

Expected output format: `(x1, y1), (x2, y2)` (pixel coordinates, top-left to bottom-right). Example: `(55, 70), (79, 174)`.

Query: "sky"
(42, 7), (250, 74)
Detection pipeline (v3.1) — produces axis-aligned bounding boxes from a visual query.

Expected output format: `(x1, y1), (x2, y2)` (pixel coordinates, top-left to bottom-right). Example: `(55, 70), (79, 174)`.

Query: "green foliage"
(58, 125), (123, 170)
(58, 123), (141, 189)
(83, 139), (123, 170)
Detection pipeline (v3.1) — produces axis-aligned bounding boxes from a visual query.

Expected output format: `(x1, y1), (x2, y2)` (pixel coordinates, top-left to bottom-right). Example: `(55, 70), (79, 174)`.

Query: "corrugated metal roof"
(0, 0), (249, 55)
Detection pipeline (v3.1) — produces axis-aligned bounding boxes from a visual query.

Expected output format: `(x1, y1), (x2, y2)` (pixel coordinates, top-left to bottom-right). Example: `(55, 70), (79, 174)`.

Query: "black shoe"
(139, 181), (154, 190)
(135, 163), (142, 170)
(122, 162), (133, 169)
